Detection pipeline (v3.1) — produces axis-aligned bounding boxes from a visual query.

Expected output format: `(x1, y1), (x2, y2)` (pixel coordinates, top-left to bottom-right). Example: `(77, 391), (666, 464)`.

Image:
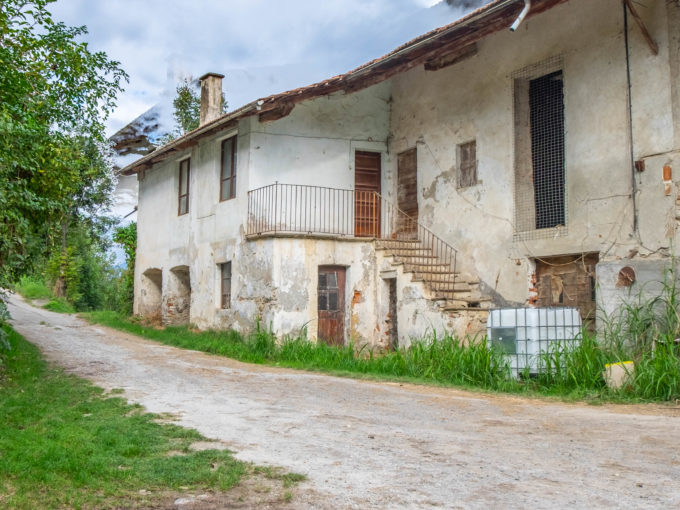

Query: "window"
(220, 262), (231, 309)
(178, 158), (190, 215)
(513, 57), (565, 239)
(457, 140), (477, 188)
(220, 136), (237, 201)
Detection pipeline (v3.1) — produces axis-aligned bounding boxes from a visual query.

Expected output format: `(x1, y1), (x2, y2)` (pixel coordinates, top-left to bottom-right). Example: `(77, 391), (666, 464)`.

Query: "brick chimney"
(199, 72), (225, 126)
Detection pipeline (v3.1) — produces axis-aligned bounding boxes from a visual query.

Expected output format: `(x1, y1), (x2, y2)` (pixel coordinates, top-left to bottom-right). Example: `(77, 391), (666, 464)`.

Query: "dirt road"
(7, 294), (680, 509)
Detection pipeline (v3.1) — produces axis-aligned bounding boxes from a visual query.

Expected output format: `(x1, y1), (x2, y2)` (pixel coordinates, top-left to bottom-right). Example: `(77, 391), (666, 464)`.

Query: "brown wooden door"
(355, 151), (381, 237)
(535, 253), (598, 330)
(318, 266), (346, 346)
(397, 148), (418, 237)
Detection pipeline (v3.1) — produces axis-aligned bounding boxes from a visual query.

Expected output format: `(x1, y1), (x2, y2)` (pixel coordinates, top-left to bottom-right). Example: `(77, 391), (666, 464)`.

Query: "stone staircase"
(376, 238), (493, 320)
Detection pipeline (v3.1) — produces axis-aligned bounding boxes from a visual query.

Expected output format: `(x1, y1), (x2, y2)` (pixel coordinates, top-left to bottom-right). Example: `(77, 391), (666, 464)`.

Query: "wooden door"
(318, 266), (346, 346)
(397, 148), (418, 237)
(535, 253), (598, 330)
(355, 151), (381, 237)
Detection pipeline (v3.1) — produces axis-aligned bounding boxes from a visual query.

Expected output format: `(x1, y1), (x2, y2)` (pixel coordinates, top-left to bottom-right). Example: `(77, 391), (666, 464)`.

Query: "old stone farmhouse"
(121, 0), (680, 348)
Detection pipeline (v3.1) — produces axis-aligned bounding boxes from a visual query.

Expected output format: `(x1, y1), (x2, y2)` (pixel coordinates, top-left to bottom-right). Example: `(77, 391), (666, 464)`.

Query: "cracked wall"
(388, 0), (680, 315)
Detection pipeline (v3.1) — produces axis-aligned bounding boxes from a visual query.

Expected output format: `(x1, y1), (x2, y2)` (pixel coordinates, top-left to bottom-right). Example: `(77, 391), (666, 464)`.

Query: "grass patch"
(14, 275), (52, 301)
(83, 309), (680, 403)
(0, 326), (257, 509)
(42, 297), (76, 314)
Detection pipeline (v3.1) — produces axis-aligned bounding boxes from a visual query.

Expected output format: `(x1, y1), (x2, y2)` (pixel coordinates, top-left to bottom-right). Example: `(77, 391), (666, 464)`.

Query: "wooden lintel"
(259, 102), (295, 123)
(624, 0), (659, 56)
(424, 43), (478, 71)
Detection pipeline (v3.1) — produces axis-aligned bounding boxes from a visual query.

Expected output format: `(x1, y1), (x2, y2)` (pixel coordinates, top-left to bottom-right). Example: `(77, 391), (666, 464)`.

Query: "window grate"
(530, 71), (565, 230)
(513, 56), (567, 241)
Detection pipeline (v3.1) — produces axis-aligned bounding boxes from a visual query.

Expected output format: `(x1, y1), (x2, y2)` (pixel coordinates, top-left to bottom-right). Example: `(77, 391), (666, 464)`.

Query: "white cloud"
(49, 0), (486, 135)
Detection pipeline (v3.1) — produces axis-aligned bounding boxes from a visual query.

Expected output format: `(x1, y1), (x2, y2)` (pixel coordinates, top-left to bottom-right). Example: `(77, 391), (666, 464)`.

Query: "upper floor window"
(457, 140), (477, 188)
(178, 158), (190, 216)
(220, 136), (237, 201)
(513, 56), (565, 240)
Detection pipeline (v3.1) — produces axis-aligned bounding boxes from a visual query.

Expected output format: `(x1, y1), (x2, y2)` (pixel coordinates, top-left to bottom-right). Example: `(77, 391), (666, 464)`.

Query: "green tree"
(0, 0), (127, 350)
(112, 222), (136, 315)
(161, 79), (228, 143)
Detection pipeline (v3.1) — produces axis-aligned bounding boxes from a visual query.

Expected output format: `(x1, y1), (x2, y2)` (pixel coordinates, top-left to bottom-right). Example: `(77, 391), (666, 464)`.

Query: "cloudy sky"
(49, 0), (487, 136)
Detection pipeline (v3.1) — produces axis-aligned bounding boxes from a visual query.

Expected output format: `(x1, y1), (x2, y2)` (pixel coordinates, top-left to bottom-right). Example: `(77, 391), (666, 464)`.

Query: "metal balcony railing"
(246, 182), (458, 293)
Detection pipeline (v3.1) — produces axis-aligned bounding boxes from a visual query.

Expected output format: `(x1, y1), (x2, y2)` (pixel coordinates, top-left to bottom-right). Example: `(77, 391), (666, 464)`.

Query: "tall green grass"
(14, 275), (52, 300)
(84, 305), (680, 402)
(85, 312), (520, 393)
(597, 263), (680, 401)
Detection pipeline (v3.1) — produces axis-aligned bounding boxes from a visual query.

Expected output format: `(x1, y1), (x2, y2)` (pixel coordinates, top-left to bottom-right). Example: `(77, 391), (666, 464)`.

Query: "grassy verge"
(0, 326), (302, 509)
(13, 275), (76, 313)
(84, 311), (674, 402)
(86, 309), (680, 402)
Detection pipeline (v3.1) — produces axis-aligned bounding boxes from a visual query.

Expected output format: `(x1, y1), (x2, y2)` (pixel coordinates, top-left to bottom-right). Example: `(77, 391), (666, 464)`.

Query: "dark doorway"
(318, 266), (346, 346)
(354, 151), (381, 237)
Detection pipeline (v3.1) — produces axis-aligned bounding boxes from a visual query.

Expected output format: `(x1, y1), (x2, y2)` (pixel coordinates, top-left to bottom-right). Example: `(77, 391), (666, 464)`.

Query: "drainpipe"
(623, 2), (638, 232)
(510, 0), (531, 32)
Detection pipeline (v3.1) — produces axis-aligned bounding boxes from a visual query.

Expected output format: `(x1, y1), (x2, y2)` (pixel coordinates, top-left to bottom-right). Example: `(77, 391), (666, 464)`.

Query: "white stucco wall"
(388, 0), (680, 310)
(134, 0), (679, 342)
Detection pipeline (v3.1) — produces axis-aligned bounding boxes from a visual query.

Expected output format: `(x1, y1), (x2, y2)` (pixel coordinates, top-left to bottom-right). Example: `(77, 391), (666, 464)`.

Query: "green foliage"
(534, 333), (609, 396)
(45, 224), (116, 311)
(42, 297), (76, 314)
(0, 326), (249, 508)
(173, 80), (202, 135)
(0, 0), (127, 337)
(112, 222), (136, 315)
(14, 275), (52, 300)
(113, 221), (137, 268)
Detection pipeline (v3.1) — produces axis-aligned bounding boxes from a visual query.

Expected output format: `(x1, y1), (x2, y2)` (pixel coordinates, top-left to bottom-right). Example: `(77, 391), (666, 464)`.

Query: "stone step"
(412, 274), (475, 287)
(405, 266), (458, 276)
(390, 250), (437, 259)
(441, 298), (494, 311)
(377, 240), (422, 249)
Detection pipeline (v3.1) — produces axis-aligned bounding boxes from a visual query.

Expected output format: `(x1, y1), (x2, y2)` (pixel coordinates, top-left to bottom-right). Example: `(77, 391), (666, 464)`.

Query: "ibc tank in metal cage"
(486, 307), (582, 377)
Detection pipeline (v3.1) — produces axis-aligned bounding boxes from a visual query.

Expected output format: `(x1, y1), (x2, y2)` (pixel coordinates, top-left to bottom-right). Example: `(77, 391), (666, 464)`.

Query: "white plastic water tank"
(486, 307), (582, 376)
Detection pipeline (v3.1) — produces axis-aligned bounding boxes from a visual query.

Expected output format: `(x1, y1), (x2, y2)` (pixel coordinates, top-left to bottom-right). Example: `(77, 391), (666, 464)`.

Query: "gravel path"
(7, 294), (680, 509)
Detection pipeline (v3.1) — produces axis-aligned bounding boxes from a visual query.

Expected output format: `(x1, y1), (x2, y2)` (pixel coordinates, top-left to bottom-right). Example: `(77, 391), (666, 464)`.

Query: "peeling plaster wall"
(134, 82), (394, 337)
(247, 81), (392, 191)
(389, 0), (680, 312)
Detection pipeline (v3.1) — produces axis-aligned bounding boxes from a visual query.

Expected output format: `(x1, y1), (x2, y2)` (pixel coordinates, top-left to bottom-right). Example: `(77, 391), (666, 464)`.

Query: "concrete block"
(603, 361), (634, 390)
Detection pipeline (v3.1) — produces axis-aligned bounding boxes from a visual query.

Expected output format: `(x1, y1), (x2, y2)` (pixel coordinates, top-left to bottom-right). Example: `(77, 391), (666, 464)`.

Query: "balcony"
(247, 183), (460, 295)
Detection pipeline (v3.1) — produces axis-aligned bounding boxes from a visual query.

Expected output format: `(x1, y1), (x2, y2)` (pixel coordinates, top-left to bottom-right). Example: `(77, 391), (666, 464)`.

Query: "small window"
(220, 262), (232, 309)
(178, 158), (190, 215)
(220, 136), (237, 201)
(457, 140), (477, 188)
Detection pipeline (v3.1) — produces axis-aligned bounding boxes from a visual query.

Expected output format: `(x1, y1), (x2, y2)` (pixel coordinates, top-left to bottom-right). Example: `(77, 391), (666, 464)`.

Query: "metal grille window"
(220, 136), (237, 201)
(178, 158), (190, 216)
(531, 71), (565, 229)
(457, 140), (477, 188)
(513, 56), (566, 240)
(220, 262), (231, 309)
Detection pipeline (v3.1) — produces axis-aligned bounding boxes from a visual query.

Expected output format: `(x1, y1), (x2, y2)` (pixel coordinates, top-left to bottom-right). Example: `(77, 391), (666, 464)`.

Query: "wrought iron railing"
(247, 183), (458, 294)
